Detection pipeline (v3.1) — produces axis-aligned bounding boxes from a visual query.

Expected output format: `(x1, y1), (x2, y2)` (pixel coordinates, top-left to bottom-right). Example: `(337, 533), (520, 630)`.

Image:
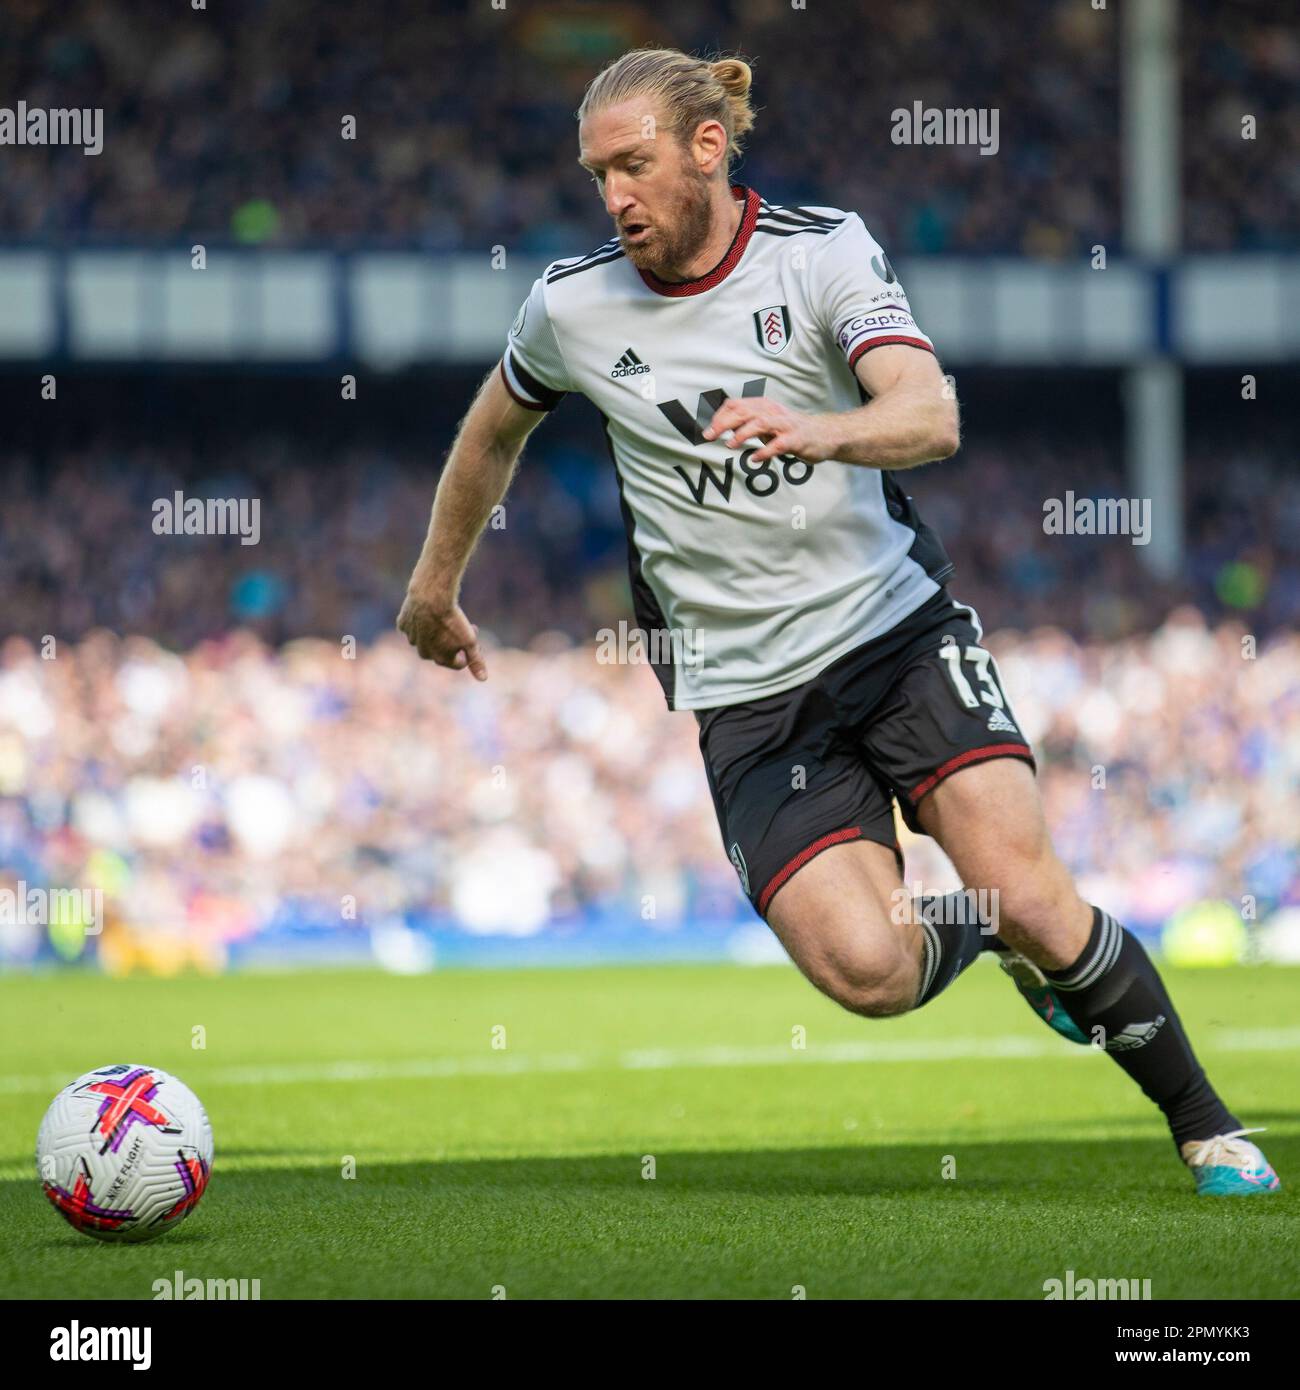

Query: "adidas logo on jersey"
(610, 348), (651, 378)
(986, 707), (1019, 733)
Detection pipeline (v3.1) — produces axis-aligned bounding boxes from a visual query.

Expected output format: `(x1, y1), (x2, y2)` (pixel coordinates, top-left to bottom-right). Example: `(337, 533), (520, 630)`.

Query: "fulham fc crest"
(753, 305), (791, 355)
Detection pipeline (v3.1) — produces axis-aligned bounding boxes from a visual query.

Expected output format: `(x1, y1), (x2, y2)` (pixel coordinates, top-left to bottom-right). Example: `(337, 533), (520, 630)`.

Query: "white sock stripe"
(917, 920), (941, 1002)
(1050, 917), (1103, 990)
(1054, 919), (1112, 992)
(1082, 911), (1117, 983)
(1084, 911), (1123, 989)
(1092, 912), (1125, 986)
(1056, 912), (1123, 992)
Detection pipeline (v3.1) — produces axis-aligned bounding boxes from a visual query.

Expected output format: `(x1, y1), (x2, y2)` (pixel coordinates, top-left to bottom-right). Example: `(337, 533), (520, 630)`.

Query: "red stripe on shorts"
(758, 827), (864, 916)
(909, 743), (1033, 804)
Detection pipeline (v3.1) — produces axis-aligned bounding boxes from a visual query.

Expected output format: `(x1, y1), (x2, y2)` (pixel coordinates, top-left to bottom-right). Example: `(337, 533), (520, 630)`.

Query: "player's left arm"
(703, 344), (958, 469)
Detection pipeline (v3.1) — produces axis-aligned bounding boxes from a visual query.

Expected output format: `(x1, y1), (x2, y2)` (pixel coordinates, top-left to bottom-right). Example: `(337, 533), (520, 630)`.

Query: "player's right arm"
(396, 365), (544, 679)
(399, 273), (573, 677)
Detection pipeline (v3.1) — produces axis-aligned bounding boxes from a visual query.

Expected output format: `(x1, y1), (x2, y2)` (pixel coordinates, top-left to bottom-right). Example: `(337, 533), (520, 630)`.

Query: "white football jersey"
(502, 185), (954, 710)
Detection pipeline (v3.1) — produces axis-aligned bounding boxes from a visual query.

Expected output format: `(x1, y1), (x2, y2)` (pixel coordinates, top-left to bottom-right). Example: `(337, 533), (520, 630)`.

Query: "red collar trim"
(637, 185), (760, 297)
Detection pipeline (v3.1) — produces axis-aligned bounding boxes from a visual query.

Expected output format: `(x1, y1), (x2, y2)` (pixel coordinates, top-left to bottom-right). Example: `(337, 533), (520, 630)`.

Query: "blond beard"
(621, 169), (715, 279)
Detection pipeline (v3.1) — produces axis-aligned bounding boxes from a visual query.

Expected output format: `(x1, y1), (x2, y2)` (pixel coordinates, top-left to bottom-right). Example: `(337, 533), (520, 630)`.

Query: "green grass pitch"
(1, 960), (1296, 1299)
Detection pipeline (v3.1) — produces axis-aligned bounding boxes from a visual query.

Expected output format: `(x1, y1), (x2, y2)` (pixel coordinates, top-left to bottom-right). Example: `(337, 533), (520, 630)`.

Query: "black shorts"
(695, 588), (1035, 917)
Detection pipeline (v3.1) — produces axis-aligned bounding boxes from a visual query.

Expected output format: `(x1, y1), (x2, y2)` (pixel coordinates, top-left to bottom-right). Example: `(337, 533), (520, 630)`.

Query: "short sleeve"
(813, 215), (935, 371)
(500, 274), (572, 411)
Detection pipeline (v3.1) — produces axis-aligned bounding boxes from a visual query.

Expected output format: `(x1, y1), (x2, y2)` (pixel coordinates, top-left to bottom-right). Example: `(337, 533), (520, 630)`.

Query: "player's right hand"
(396, 593), (487, 680)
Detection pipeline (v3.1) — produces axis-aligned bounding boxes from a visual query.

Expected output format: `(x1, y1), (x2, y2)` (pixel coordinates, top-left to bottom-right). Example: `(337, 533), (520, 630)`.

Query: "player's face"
(578, 99), (713, 276)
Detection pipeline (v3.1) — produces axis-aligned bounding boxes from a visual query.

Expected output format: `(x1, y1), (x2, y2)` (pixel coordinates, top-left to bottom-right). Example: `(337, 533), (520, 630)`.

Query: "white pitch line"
(1, 1027), (1297, 1095)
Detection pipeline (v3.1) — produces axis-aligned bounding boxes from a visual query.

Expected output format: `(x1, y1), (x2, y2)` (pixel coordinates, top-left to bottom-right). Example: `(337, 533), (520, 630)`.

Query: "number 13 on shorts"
(938, 638), (1009, 711)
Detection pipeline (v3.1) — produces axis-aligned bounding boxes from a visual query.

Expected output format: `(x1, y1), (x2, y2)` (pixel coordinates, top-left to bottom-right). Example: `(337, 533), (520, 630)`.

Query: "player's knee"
(812, 937), (918, 1019)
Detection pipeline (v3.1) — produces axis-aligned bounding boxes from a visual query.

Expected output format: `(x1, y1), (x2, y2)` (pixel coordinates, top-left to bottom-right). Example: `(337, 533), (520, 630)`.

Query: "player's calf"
(1040, 906), (1246, 1147)
(922, 757), (1268, 1173)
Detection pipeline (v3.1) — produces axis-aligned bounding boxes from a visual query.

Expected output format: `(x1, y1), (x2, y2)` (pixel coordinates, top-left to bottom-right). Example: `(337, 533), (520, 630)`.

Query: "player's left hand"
(702, 397), (840, 464)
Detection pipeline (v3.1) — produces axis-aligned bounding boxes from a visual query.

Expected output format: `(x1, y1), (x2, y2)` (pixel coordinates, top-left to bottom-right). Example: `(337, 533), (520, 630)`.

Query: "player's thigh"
(764, 836), (919, 1013)
(857, 601), (1088, 963)
(915, 757), (1090, 965)
(697, 692), (916, 1012)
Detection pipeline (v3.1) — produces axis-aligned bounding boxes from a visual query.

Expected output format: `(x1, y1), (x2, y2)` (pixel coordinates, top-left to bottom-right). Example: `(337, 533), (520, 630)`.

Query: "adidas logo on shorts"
(986, 707), (1019, 733)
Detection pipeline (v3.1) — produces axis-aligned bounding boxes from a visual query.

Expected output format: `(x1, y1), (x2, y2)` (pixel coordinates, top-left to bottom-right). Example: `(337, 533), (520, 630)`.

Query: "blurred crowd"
(3, 429), (1298, 655)
(1182, 0), (1300, 251)
(0, 609), (1296, 970)
(0, 628), (733, 965)
(0, 0), (1292, 255)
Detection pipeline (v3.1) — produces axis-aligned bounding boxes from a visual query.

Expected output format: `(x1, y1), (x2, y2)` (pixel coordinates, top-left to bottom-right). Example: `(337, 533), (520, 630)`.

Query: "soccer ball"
(36, 1064), (214, 1242)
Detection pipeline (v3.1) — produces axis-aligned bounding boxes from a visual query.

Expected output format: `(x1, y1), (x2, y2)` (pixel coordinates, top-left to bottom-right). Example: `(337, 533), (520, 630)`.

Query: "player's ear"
(691, 118), (729, 177)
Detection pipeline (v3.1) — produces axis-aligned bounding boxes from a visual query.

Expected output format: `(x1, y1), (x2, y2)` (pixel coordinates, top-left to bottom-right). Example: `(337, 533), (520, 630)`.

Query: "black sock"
(1046, 907), (1240, 1148)
(913, 893), (992, 1007)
